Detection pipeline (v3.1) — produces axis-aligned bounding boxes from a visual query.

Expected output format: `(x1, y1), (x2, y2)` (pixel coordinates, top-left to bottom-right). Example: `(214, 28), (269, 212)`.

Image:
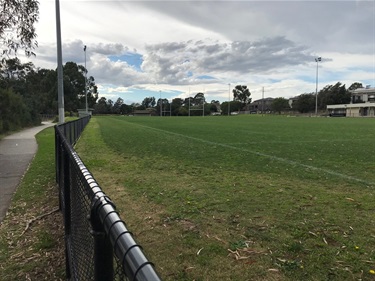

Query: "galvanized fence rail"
(55, 116), (162, 281)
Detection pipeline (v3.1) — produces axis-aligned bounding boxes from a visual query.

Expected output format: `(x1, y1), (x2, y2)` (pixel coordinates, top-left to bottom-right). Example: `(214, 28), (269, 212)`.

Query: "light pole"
(228, 83), (231, 116)
(55, 0), (64, 123)
(315, 57), (321, 116)
(84, 45), (88, 114)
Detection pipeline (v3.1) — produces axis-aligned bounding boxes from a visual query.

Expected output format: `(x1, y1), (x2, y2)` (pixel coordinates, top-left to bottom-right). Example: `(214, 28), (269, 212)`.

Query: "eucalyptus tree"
(142, 96), (156, 108)
(233, 85), (252, 109)
(348, 82), (363, 91)
(194, 92), (205, 105)
(0, 0), (39, 58)
(294, 93), (315, 113)
(171, 98), (184, 116)
(318, 82), (350, 109)
(112, 97), (124, 114)
(62, 61), (98, 112)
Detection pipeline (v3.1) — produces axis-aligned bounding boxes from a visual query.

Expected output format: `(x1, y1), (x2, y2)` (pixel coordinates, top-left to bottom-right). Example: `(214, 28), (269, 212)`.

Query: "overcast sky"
(27, 0), (375, 104)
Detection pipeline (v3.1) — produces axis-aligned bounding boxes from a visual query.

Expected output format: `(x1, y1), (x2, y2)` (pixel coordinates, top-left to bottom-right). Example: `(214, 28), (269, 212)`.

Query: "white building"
(327, 87), (375, 117)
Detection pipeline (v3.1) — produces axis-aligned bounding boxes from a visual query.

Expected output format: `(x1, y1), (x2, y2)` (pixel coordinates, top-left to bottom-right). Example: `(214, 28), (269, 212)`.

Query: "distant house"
(246, 98), (274, 113)
(327, 86), (375, 117)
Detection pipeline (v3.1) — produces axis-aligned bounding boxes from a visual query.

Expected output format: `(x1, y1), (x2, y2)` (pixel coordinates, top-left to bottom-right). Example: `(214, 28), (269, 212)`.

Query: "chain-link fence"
(55, 116), (161, 281)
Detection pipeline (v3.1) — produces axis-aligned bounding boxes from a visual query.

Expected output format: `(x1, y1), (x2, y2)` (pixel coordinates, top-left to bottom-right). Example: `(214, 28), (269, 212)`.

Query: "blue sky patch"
(197, 75), (215, 80)
(268, 78), (281, 83)
(108, 52), (143, 71)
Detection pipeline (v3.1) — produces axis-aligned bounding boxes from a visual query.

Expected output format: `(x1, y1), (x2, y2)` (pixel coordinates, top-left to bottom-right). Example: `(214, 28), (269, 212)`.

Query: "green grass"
(75, 115), (375, 281)
(0, 127), (64, 280)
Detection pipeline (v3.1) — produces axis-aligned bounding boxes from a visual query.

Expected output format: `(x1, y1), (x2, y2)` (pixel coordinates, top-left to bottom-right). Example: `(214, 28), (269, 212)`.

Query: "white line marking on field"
(134, 123), (374, 187)
(227, 138), (370, 145)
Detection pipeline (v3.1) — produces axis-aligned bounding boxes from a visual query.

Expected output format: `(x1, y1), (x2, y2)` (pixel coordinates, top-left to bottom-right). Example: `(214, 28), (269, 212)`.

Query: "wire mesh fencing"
(55, 116), (161, 281)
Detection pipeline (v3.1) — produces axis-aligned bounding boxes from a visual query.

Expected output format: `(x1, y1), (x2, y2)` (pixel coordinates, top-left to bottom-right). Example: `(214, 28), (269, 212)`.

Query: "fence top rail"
(55, 116), (162, 281)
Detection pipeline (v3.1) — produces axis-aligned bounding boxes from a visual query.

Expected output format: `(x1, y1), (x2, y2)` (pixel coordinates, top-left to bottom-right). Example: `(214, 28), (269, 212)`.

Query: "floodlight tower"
(315, 57), (322, 116)
(84, 45), (88, 114)
(83, 45), (89, 115)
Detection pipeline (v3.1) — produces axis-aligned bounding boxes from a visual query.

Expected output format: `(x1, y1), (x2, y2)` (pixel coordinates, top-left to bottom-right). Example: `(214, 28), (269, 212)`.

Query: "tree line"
(287, 82), (363, 114)
(0, 58), (98, 133)
(93, 86), (253, 116)
(96, 82), (363, 116)
(0, 58), (364, 134)
(94, 93), (223, 116)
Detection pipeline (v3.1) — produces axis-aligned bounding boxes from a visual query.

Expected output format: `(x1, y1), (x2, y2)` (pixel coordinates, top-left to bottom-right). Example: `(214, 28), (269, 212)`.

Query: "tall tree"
(271, 97), (289, 114)
(0, 58), (33, 81)
(318, 82), (350, 108)
(142, 96), (156, 108)
(294, 93), (315, 113)
(85, 76), (99, 108)
(209, 100), (220, 113)
(233, 85), (251, 109)
(26, 68), (57, 114)
(171, 98), (184, 116)
(348, 82), (363, 91)
(183, 97), (193, 108)
(0, 0), (39, 58)
(62, 62), (83, 112)
(62, 61), (98, 112)
(194, 92), (205, 105)
(120, 103), (132, 115)
(112, 97), (124, 114)
(156, 98), (170, 115)
(93, 97), (109, 114)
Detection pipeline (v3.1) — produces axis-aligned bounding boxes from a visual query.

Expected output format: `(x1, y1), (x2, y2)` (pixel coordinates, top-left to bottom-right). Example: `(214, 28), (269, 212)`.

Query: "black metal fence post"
(55, 127), (61, 210)
(90, 196), (114, 281)
(63, 146), (72, 279)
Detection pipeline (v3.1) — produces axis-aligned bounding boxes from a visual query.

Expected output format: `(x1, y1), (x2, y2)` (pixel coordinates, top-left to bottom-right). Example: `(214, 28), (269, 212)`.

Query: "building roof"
(252, 97), (274, 103)
(349, 87), (375, 94)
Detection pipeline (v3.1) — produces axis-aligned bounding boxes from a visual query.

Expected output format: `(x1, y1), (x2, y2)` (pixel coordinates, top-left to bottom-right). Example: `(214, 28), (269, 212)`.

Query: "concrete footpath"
(0, 122), (55, 223)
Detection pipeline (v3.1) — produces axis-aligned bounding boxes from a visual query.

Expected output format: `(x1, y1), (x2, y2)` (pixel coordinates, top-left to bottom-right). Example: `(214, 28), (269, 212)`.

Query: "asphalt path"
(0, 122), (55, 223)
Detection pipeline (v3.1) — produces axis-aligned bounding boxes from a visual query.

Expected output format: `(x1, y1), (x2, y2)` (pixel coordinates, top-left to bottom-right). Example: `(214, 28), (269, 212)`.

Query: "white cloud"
(22, 0), (375, 104)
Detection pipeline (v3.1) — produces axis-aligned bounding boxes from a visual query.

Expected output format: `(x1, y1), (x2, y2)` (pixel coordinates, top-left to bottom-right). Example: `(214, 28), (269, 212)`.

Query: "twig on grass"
(20, 208), (60, 237)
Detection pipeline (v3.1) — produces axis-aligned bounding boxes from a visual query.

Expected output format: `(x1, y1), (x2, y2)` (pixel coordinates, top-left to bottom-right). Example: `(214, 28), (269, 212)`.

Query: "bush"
(0, 88), (40, 134)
